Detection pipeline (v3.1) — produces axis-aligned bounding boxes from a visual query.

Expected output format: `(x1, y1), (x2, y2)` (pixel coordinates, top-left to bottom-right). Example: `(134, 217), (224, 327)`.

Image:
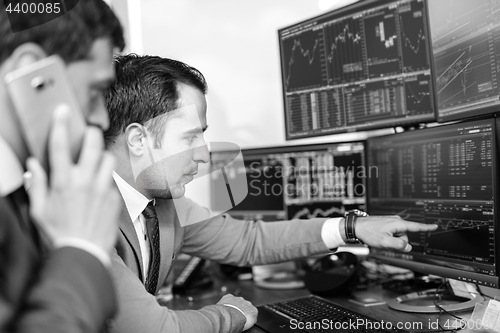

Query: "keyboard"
(256, 295), (401, 333)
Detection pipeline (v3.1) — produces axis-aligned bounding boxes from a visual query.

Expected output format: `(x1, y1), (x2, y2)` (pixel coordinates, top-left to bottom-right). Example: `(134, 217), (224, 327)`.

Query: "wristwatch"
(343, 209), (369, 244)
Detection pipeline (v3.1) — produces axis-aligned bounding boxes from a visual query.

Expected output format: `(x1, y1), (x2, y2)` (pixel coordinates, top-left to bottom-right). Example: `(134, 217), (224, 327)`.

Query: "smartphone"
(4, 55), (86, 171)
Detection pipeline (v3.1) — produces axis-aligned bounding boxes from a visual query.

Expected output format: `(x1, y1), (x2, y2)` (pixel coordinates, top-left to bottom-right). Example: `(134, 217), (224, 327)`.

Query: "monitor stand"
(254, 271), (305, 289)
(387, 288), (484, 313)
(253, 262), (305, 290)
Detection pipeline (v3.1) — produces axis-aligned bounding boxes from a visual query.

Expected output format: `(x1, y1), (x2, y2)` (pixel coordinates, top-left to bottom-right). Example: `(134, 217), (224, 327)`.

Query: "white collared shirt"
(0, 135), (110, 267)
(0, 136), (24, 197)
(112, 172), (152, 279)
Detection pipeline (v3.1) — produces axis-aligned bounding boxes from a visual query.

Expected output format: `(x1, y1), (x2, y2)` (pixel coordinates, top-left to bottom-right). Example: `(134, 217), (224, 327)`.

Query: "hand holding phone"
(26, 105), (121, 255)
(4, 55), (86, 171)
(4, 55), (121, 256)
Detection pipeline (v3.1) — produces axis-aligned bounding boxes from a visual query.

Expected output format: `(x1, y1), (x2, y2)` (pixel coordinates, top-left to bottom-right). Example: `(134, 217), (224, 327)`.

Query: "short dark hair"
(0, 0), (125, 65)
(103, 54), (208, 148)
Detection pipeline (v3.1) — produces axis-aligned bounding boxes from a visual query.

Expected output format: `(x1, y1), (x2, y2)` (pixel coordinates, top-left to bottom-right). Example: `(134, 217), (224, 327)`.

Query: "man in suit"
(103, 54), (438, 333)
(0, 2), (125, 332)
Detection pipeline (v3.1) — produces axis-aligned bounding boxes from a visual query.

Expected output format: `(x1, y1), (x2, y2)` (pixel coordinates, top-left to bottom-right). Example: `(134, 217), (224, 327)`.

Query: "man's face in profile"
(66, 38), (115, 130)
(134, 84), (210, 199)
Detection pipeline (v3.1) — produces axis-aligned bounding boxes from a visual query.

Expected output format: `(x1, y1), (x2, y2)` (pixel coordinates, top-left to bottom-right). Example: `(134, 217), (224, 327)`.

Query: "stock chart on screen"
(279, 0), (436, 139)
(367, 118), (499, 287)
(210, 142), (366, 221)
(428, 0), (500, 121)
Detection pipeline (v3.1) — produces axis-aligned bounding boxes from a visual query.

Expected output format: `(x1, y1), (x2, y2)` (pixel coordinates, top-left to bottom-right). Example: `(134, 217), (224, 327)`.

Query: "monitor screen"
(279, 0), (436, 140)
(210, 142), (366, 221)
(429, 0), (500, 122)
(210, 148), (286, 221)
(367, 118), (499, 288)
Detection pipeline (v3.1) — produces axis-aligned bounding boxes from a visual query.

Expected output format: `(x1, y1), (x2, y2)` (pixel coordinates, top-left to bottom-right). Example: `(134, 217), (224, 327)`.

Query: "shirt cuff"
(53, 238), (111, 268)
(321, 217), (346, 250)
(222, 304), (246, 319)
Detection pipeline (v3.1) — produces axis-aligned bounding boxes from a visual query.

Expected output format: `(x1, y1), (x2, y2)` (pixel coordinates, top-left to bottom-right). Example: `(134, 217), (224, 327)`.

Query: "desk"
(160, 278), (486, 333)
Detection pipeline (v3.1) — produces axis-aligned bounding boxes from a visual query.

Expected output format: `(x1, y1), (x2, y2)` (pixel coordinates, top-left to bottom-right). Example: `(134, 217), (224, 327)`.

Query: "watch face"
(345, 209), (369, 217)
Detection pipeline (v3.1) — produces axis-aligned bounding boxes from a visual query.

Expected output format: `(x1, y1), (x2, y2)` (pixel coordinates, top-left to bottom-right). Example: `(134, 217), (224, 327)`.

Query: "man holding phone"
(0, 1), (125, 332)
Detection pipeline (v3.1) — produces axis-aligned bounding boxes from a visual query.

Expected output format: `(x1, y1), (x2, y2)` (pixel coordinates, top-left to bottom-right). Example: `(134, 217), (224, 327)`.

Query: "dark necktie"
(142, 201), (161, 295)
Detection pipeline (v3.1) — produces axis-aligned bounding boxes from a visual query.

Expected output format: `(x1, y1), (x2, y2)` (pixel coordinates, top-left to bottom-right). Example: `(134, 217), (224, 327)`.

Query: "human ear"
(125, 123), (147, 157)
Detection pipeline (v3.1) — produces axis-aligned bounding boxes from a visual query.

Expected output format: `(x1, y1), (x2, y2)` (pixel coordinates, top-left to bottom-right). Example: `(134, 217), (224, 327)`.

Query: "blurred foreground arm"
(11, 106), (121, 332)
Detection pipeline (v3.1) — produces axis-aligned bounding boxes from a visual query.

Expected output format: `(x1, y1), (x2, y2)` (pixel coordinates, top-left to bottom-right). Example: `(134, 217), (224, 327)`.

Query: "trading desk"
(160, 277), (486, 333)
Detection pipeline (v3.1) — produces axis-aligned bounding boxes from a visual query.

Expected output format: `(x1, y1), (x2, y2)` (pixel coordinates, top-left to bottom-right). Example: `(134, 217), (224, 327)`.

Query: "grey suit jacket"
(110, 197), (330, 333)
(0, 196), (116, 333)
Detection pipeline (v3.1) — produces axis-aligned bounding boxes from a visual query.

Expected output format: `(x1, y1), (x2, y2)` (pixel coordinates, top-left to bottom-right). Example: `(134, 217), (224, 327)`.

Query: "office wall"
(108, 0), (130, 52)
(138, 0), (391, 207)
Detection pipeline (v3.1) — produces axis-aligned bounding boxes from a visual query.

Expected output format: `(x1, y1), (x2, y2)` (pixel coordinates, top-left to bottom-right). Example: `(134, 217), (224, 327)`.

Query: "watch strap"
(344, 211), (365, 244)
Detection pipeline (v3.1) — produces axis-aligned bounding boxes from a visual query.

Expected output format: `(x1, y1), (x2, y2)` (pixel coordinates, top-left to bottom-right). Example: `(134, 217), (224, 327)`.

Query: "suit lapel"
(0, 197), (38, 303)
(118, 198), (145, 281)
(116, 193), (179, 290)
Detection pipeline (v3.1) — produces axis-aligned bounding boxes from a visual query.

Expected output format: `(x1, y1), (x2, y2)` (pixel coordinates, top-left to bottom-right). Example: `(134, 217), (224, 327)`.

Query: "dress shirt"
(321, 217), (346, 249)
(112, 172), (152, 279)
(0, 135), (111, 266)
(0, 135), (24, 197)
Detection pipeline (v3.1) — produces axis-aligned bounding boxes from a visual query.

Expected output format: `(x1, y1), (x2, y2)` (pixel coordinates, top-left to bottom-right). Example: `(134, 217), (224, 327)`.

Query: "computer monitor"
(429, 0), (500, 122)
(281, 142), (366, 220)
(279, 0), (436, 140)
(210, 142), (366, 221)
(210, 147), (286, 221)
(367, 117), (499, 311)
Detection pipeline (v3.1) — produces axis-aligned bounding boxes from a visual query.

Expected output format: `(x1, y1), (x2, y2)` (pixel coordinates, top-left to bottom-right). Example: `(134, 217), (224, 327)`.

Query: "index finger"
(399, 221), (438, 232)
(49, 104), (73, 187)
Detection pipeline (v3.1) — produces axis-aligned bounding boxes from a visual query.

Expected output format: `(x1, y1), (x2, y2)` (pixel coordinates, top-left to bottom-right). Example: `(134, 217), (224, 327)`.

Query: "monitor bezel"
(278, 0), (437, 140)
(366, 117), (500, 288)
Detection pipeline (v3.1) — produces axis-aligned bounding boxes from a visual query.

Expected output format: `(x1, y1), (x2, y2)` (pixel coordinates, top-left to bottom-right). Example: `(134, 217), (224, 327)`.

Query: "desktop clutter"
(171, 251), (437, 300)
(249, 251), (443, 298)
(303, 252), (359, 297)
(164, 251), (500, 332)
